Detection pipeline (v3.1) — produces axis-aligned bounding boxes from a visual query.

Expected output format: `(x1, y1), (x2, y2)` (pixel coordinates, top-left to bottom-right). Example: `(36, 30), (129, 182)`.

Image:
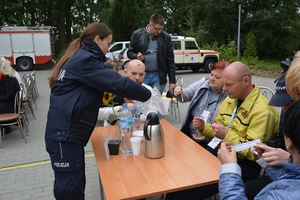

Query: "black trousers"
(46, 140), (85, 200)
(238, 158), (261, 182)
(165, 183), (219, 200)
(244, 176), (272, 200)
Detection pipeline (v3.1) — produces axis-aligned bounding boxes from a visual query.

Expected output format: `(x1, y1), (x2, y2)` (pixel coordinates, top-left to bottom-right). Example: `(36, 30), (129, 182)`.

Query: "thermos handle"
(144, 123), (151, 141)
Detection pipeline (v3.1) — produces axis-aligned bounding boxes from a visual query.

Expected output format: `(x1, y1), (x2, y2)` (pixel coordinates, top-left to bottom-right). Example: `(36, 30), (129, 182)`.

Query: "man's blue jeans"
(143, 71), (166, 94)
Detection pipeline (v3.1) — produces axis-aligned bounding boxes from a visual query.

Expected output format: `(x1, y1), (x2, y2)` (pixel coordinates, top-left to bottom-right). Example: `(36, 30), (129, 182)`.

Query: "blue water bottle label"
(119, 116), (133, 128)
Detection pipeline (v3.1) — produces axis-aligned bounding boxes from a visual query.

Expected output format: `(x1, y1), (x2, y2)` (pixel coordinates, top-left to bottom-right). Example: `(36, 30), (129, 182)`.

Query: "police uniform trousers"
(46, 140), (85, 200)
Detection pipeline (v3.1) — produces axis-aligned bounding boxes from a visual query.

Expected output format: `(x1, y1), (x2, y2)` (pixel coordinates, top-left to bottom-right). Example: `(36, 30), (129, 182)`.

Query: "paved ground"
(0, 68), (276, 200)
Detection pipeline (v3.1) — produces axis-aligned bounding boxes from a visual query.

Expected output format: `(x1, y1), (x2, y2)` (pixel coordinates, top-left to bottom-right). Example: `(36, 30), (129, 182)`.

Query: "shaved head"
(222, 62), (253, 100)
(223, 62), (252, 82)
(126, 59), (146, 71)
(124, 59), (146, 84)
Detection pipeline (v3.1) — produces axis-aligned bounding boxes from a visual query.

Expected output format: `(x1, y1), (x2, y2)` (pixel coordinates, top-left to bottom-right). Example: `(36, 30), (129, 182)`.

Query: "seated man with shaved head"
(98, 59), (160, 123)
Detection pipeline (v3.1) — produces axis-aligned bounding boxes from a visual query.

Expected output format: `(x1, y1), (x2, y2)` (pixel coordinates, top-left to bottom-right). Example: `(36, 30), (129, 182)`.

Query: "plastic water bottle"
(133, 105), (142, 132)
(119, 103), (133, 154)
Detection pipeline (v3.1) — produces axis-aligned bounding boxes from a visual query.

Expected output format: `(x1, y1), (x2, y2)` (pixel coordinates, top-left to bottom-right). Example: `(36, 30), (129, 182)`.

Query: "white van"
(106, 41), (130, 61)
(171, 35), (219, 72)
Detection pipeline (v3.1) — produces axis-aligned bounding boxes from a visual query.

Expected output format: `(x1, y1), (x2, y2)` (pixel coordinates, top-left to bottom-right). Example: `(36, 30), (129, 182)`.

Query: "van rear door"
(172, 39), (184, 64)
(183, 39), (200, 64)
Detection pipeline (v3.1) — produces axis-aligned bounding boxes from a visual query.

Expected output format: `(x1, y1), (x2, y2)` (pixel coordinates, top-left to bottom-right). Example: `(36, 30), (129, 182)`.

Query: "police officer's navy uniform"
(45, 39), (151, 200)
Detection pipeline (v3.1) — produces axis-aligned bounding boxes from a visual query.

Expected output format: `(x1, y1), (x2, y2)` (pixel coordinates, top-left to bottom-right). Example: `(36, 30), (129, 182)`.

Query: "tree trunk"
(58, 0), (66, 53)
(65, 0), (74, 43)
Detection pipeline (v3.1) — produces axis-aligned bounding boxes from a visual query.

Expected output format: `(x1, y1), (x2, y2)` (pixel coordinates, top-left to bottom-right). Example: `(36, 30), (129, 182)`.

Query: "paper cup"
(132, 130), (144, 141)
(130, 137), (142, 156)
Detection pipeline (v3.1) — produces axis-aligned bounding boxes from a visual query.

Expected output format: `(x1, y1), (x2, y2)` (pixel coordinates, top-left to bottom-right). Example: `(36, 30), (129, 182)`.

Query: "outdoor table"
(91, 119), (221, 200)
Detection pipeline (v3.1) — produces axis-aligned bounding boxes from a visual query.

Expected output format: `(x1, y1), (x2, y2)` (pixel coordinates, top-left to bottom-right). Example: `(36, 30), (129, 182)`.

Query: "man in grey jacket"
(127, 14), (176, 94)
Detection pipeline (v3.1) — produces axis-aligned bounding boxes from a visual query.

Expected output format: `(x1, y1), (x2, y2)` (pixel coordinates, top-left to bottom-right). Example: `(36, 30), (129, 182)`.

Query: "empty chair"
(22, 73), (37, 119)
(30, 70), (39, 99)
(23, 73), (37, 108)
(19, 83), (30, 126)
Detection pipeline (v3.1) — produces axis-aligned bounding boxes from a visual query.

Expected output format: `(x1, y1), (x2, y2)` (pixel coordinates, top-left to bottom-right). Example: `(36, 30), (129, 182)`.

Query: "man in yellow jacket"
(194, 61), (279, 182)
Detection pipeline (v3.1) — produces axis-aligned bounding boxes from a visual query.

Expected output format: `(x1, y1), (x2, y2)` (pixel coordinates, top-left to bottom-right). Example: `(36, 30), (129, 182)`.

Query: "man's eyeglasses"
(152, 24), (163, 31)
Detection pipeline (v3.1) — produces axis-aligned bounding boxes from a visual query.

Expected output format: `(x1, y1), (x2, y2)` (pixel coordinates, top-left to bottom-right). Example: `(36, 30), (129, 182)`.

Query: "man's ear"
(243, 75), (251, 85)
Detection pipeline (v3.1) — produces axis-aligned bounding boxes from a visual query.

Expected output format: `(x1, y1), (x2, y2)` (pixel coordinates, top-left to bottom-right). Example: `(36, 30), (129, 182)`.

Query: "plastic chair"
(19, 83), (30, 126)
(30, 70), (39, 99)
(258, 86), (276, 177)
(258, 86), (274, 100)
(167, 77), (183, 123)
(0, 90), (27, 148)
(22, 73), (37, 118)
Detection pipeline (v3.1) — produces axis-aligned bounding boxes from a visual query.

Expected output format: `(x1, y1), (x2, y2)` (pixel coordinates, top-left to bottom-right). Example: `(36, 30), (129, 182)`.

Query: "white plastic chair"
(167, 77), (183, 123)
(258, 86), (274, 100)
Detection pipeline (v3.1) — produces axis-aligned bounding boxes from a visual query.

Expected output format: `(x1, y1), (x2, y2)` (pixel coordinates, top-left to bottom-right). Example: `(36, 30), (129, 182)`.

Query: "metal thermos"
(143, 112), (165, 158)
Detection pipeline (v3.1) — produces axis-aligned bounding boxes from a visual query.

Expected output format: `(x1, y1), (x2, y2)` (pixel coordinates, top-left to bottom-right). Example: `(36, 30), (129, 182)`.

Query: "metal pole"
(237, 0), (242, 60)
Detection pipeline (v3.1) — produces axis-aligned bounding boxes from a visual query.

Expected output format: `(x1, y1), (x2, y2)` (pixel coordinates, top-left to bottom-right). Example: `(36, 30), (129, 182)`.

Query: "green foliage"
(179, 11), (207, 46)
(199, 0), (237, 45)
(240, 31), (259, 69)
(255, 59), (282, 70)
(202, 41), (219, 52)
(203, 39), (283, 71)
(243, 0), (300, 57)
(143, 0), (203, 35)
(218, 40), (237, 62)
(202, 42), (218, 54)
(109, 0), (146, 41)
(202, 39), (237, 63)
(243, 31), (257, 58)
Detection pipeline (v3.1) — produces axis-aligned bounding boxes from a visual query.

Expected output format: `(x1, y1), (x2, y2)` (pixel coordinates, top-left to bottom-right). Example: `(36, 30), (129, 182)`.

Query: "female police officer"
(45, 22), (151, 200)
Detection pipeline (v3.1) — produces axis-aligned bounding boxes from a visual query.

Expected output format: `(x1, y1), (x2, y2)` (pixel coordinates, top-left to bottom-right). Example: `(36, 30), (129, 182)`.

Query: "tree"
(242, 0), (300, 57)
(241, 30), (258, 67)
(108, 0), (147, 41)
(179, 10), (207, 46)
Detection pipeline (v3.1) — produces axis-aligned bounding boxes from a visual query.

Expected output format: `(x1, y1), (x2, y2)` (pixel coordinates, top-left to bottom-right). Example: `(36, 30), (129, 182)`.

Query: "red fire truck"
(0, 26), (54, 71)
